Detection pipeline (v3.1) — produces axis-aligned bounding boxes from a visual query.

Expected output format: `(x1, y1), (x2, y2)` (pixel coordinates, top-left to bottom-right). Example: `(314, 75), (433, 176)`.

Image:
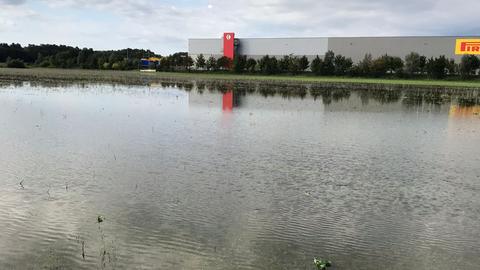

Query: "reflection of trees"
(4, 79), (479, 109)
(258, 84), (276, 97)
(402, 91), (424, 108)
(369, 89), (402, 104)
(196, 82), (206, 93)
(400, 90), (480, 107)
(317, 89), (351, 105)
(457, 97), (480, 107)
(275, 85), (308, 99)
(358, 89), (402, 105)
(402, 89), (480, 107)
(310, 86), (352, 105)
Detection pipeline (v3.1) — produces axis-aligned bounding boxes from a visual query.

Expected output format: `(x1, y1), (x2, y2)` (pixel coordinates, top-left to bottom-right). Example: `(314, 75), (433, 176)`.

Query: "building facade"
(188, 33), (480, 63)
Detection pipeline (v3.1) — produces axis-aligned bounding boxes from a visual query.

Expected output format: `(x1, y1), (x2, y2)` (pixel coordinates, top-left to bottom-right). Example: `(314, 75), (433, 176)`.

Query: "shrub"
(6, 57), (26, 68)
(102, 62), (111, 69)
(111, 62), (122, 70)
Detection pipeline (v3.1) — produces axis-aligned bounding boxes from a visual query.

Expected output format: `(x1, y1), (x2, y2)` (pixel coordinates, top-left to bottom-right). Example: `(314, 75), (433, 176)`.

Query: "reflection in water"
(449, 105), (480, 118)
(183, 81), (480, 115)
(222, 91), (234, 111)
(0, 81), (479, 270)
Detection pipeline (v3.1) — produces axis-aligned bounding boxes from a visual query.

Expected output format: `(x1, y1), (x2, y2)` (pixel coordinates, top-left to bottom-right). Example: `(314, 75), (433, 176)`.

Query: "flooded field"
(0, 81), (479, 270)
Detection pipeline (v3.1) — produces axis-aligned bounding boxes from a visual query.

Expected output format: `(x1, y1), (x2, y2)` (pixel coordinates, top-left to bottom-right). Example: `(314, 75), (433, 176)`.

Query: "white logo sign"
(226, 34), (232, 40)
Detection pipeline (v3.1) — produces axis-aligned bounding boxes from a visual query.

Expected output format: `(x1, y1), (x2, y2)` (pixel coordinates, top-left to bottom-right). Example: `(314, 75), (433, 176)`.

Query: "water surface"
(0, 82), (479, 270)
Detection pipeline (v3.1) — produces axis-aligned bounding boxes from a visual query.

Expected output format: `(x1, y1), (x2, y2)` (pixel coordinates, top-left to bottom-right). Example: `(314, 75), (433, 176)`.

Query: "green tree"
(333, 55), (353, 75)
(34, 53), (44, 66)
(160, 57), (172, 71)
(311, 56), (323, 75)
(298, 55), (309, 71)
(245, 58), (257, 73)
(268, 57), (279, 74)
(371, 56), (388, 77)
(288, 56), (301, 74)
(384, 55), (403, 73)
(185, 56), (194, 71)
(419, 56), (427, 74)
(258, 55), (279, 75)
(357, 54), (373, 76)
(195, 54), (206, 70)
(321, 50), (335, 75)
(233, 55), (247, 73)
(426, 56), (449, 79)
(279, 55), (291, 73)
(206, 56), (217, 71)
(459, 55), (479, 77)
(404, 52), (422, 75)
(217, 56), (232, 70)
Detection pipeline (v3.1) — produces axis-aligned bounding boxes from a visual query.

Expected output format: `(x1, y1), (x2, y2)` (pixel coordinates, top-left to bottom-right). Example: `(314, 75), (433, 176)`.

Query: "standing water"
(0, 82), (479, 269)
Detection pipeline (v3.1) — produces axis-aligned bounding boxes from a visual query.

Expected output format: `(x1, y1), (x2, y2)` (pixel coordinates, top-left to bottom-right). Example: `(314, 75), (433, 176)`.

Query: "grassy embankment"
(1, 67), (480, 90)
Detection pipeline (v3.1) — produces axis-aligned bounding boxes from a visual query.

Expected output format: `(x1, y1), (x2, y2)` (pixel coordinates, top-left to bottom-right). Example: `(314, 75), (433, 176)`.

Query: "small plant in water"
(314, 258), (332, 270)
(97, 215), (105, 223)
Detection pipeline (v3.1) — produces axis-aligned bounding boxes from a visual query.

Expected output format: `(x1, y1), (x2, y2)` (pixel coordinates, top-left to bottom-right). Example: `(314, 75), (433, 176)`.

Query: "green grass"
(178, 73), (480, 88)
(1, 67), (480, 89)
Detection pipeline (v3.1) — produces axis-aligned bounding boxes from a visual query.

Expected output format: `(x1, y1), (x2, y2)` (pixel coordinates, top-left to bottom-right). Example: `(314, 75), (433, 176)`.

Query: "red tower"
(223, 32), (235, 60)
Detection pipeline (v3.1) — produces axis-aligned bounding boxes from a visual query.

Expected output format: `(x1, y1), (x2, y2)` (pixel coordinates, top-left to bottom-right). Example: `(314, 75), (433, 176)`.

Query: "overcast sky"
(1, 0), (479, 54)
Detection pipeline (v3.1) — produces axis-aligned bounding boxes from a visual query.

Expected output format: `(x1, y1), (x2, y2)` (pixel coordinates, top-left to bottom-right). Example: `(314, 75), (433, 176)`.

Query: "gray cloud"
(1, 0), (479, 53)
(0, 0), (26, 4)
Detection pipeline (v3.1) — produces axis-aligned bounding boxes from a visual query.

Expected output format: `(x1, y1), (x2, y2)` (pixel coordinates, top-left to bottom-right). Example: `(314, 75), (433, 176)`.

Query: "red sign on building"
(223, 32), (235, 60)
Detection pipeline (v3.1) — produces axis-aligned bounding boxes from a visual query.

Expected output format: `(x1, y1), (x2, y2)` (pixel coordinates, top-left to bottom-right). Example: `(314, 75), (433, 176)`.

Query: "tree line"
(192, 52), (480, 79)
(0, 43), (160, 70)
(2, 42), (480, 79)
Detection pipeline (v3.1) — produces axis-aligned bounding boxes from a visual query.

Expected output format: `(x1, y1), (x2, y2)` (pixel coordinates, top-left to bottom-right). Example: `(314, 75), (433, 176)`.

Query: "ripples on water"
(0, 81), (479, 270)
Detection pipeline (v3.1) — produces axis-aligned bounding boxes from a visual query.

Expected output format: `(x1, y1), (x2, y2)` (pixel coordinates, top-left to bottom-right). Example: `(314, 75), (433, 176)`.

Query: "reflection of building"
(222, 91), (242, 111)
(449, 105), (480, 118)
(188, 88), (325, 112)
(222, 91), (233, 111)
(189, 32), (480, 63)
(188, 90), (241, 111)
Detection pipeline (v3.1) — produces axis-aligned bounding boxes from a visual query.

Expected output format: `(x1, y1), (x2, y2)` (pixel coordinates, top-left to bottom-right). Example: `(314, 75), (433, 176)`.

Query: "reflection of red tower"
(222, 91), (233, 111)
